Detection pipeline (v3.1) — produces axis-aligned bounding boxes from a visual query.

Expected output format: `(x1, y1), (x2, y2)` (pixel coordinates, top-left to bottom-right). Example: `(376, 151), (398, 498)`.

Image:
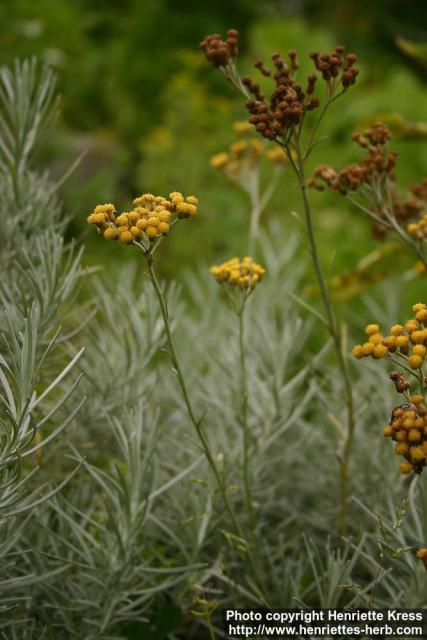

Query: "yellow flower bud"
(119, 230), (133, 244)
(365, 324), (380, 335)
(409, 354), (424, 369)
(352, 345), (364, 359)
(373, 344), (388, 359)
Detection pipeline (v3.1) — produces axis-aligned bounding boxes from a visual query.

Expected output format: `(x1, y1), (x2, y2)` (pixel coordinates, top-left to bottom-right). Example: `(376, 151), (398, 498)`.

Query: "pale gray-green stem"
(237, 292), (255, 528)
(284, 137), (356, 535)
(134, 242), (270, 604)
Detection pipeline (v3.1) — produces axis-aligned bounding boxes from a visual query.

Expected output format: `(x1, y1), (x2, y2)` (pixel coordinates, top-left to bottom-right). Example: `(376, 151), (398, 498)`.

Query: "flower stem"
(291, 142), (355, 535)
(238, 295), (255, 528)
(141, 249), (269, 602)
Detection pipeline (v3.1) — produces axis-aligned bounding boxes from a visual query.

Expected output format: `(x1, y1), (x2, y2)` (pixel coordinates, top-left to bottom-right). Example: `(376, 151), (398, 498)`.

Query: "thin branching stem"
(137, 245), (269, 603)
(237, 293), (255, 528)
(285, 135), (356, 535)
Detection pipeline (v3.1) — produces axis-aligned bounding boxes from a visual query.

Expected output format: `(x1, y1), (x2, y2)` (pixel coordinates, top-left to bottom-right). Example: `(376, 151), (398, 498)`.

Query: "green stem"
(141, 249), (269, 603)
(238, 296), (255, 528)
(292, 142), (355, 535)
(248, 168), (261, 257)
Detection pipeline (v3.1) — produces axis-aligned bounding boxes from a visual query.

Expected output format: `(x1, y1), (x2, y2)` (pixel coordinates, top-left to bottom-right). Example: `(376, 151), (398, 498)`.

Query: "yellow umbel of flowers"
(210, 256), (266, 290)
(87, 192), (198, 244)
(352, 303), (427, 369)
(210, 122), (289, 178)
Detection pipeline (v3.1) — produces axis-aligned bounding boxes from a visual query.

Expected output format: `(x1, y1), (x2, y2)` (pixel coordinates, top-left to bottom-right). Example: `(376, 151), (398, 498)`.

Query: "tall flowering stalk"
(87, 192), (269, 604)
(210, 256), (266, 527)
(200, 29), (359, 533)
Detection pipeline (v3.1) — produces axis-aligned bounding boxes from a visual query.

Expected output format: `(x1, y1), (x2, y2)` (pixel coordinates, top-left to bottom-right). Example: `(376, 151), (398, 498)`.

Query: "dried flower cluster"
(352, 304), (427, 369)
(199, 29), (239, 68)
(311, 123), (395, 195)
(210, 257), (266, 290)
(200, 31), (358, 142)
(384, 397), (427, 475)
(245, 46), (358, 141)
(87, 192), (198, 243)
(310, 123), (427, 239)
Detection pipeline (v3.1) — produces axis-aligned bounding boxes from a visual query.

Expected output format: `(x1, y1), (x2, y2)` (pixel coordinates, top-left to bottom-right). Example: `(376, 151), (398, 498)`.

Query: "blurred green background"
(1, 0), (427, 283)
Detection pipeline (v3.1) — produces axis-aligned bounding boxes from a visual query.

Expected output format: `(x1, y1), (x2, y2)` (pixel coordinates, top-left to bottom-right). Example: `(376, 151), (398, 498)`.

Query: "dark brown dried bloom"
(311, 122), (427, 239)
(390, 371), (410, 394)
(199, 29), (240, 68)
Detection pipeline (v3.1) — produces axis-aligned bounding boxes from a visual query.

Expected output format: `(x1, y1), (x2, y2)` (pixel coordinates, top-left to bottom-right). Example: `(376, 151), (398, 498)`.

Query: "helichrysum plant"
(210, 256), (266, 528)
(352, 303), (427, 475)
(87, 193), (271, 605)
(200, 27), (360, 533)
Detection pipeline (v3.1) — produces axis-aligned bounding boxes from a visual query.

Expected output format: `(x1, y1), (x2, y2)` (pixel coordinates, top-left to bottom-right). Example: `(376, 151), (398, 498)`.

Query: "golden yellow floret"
(129, 226), (141, 238)
(411, 446), (425, 462)
(361, 342), (374, 356)
(103, 227), (119, 240)
(395, 442), (409, 455)
(116, 213), (129, 226)
(412, 345), (427, 357)
(352, 345), (364, 359)
(265, 148), (289, 164)
(230, 141), (248, 157)
(395, 335), (409, 349)
(405, 319), (418, 333)
(417, 548), (427, 564)
(410, 330), (425, 344)
(390, 324), (404, 336)
(399, 461), (414, 474)
(119, 230), (133, 244)
(365, 324), (380, 335)
(169, 191), (184, 203)
(210, 152), (230, 169)
(413, 303), (426, 313)
(409, 354), (424, 369)
(416, 309), (427, 324)
(176, 202), (197, 218)
(145, 226), (158, 238)
(408, 429), (422, 442)
(373, 344), (388, 359)
(158, 221), (170, 235)
(232, 120), (253, 135)
(158, 210), (171, 222)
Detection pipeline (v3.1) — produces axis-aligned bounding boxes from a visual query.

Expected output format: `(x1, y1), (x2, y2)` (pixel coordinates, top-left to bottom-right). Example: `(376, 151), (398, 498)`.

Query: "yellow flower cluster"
(87, 192), (198, 244)
(417, 548), (427, 569)
(210, 121), (288, 175)
(407, 214), (427, 241)
(384, 396), (427, 475)
(352, 303), (427, 369)
(210, 257), (266, 290)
